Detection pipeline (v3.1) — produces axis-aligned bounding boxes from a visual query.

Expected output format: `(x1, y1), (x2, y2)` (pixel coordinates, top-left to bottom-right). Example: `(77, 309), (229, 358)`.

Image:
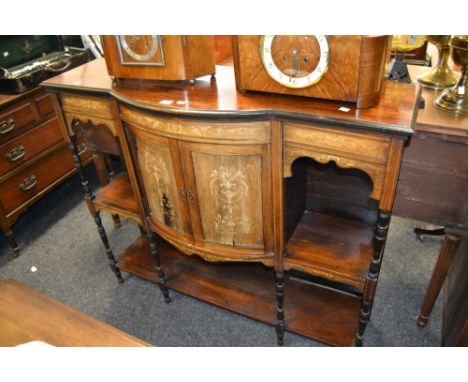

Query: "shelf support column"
(69, 119), (124, 284)
(275, 271), (286, 346)
(148, 231), (171, 303)
(271, 120), (286, 346)
(355, 209), (391, 346)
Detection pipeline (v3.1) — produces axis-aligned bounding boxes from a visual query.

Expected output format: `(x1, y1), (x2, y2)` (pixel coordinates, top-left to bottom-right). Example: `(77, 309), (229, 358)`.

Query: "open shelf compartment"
(94, 173), (139, 217)
(283, 157), (379, 294)
(117, 236), (361, 346)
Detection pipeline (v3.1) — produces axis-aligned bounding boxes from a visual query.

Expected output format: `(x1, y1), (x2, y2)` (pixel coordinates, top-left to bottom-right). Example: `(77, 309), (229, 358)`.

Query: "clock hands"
(291, 49), (300, 78)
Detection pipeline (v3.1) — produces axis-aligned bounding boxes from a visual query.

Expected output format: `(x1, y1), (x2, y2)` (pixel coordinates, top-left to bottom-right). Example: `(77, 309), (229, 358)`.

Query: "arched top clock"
(260, 35), (330, 89)
(101, 35), (215, 81)
(116, 35), (164, 65)
(233, 35), (391, 109)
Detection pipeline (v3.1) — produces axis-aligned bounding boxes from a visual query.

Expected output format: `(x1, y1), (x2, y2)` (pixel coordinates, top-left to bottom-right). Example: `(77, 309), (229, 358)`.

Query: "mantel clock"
(101, 35), (215, 81)
(233, 35), (391, 108)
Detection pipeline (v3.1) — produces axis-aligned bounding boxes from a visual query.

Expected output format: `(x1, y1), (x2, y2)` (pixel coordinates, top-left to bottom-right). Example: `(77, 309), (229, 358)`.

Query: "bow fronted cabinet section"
(41, 58), (419, 346)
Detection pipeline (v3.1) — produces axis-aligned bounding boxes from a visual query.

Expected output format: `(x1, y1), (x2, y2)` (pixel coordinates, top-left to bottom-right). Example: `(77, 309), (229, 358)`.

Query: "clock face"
(260, 35), (330, 89)
(116, 35), (165, 66)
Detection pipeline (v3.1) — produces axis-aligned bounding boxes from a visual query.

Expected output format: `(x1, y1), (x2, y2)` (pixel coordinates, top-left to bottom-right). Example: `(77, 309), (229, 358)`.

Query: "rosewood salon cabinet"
(42, 58), (419, 346)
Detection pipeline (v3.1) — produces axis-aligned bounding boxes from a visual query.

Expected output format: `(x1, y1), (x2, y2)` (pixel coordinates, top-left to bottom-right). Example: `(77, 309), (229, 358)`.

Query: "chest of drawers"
(0, 88), (90, 257)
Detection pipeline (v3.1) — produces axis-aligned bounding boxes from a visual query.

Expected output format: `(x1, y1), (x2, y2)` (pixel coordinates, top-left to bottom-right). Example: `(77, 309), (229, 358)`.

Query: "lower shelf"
(117, 236), (362, 346)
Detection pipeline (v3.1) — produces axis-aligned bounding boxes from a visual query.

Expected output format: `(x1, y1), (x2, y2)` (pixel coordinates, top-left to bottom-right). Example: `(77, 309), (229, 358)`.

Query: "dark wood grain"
(214, 36), (233, 64)
(117, 236), (362, 346)
(41, 58), (418, 136)
(42, 56), (417, 346)
(0, 143), (88, 216)
(0, 117), (63, 177)
(101, 35), (215, 81)
(285, 211), (374, 292)
(94, 173), (140, 218)
(233, 36), (389, 108)
(393, 65), (468, 227)
(0, 280), (149, 346)
(416, 234), (461, 327)
(356, 35), (390, 108)
(443, 236), (468, 346)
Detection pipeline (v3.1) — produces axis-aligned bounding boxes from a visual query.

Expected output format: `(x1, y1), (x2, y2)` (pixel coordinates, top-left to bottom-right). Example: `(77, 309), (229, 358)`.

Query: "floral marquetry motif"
(210, 167), (252, 236)
(136, 137), (184, 233)
(191, 152), (265, 248)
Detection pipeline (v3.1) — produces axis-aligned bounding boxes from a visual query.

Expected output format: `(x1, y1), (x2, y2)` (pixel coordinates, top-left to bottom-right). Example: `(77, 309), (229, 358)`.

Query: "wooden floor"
(0, 279), (149, 347)
(117, 236), (362, 346)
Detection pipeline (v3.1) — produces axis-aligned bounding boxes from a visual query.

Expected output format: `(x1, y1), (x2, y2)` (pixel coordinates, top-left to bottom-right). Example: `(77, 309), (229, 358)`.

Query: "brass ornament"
(436, 36), (468, 114)
(391, 35), (426, 53)
(417, 35), (459, 90)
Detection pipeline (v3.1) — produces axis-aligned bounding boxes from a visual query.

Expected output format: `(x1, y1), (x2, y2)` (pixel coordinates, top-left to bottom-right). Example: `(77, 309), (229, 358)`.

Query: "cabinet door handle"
(179, 187), (186, 201)
(188, 188), (194, 203)
(18, 175), (37, 191)
(0, 118), (15, 135)
(5, 145), (26, 162)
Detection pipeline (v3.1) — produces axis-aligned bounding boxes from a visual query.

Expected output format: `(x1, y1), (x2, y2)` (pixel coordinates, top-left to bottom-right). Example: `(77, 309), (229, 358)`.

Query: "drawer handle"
(18, 175), (38, 192)
(5, 145), (26, 162)
(0, 118), (15, 135)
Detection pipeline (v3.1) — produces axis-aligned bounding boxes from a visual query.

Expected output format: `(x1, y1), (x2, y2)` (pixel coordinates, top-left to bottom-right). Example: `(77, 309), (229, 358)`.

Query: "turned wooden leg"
(90, 206), (124, 284)
(356, 210), (391, 346)
(69, 125), (123, 284)
(138, 225), (146, 236)
(275, 271), (286, 346)
(3, 229), (20, 258)
(416, 233), (461, 327)
(148, 231), (171, 303)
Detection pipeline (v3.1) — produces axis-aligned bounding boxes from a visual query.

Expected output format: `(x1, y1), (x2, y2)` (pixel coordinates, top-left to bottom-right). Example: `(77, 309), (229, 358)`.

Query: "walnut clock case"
(233, 35), (390, 108)
(101, 35), (216, 81)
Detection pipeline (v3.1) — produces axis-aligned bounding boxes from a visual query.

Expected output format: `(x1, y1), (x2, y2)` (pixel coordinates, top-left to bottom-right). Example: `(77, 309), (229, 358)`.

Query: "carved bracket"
(283, 147), (385, 200)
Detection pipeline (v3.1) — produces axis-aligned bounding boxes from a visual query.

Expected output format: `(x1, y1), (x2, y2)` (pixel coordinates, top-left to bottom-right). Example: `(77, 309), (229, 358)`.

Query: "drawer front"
(0, 144), (76, 215)
(61, 94), (113, 118)
(120, 106), (270, 143)
(283, 122), (390, 162)
(0, 102), (37, 138)
(0, 117), (63, 177)
(35, 94), (54, 117)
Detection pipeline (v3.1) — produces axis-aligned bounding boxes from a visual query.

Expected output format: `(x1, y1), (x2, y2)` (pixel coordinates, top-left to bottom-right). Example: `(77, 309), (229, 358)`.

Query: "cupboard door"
(180, 142), (272, 252)
(131, 127), (192, 239)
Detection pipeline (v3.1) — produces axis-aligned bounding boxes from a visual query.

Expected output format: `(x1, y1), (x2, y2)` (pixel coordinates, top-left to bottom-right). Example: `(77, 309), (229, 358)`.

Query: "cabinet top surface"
(42, 58), (420, 135)
(408, 65), (468, 135)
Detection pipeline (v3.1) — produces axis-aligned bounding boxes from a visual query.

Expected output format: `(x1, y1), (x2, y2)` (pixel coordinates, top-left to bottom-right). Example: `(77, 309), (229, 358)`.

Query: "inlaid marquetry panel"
(284, 123), (390, 163)
(120, 106), (270, 143)
(191, 151), (264, 248)
(61, 94), (113, 118)
(136, 137), (186, 234)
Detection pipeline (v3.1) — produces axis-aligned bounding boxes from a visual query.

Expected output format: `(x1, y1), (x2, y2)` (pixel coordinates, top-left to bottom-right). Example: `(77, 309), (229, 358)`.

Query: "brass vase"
(417, 35), (459, 90)
(436, 36), (468, 114)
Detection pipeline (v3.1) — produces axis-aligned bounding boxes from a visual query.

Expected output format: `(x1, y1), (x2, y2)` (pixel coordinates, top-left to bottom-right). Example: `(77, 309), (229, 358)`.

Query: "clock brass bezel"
(260, 35), (330, 89)
(116, 35), (165, 67)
